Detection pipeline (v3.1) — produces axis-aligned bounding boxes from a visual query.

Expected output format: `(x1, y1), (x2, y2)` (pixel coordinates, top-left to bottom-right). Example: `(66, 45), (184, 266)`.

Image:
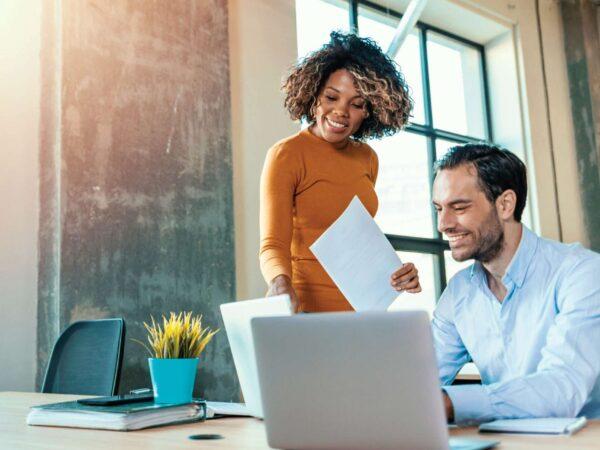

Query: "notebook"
(27, 399), (210, 431)
(479, 417), (587, 435)
(205, 401), (249, 417)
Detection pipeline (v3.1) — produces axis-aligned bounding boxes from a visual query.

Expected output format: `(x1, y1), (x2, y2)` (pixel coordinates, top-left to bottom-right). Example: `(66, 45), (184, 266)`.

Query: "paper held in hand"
(309, 196), (402, 311)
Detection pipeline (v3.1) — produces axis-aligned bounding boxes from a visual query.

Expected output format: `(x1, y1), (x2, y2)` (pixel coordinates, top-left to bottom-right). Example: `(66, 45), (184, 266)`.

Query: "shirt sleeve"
(259, 143), (301, 285)
(432, 281), (471, 386)
(443, 253), (600, 425)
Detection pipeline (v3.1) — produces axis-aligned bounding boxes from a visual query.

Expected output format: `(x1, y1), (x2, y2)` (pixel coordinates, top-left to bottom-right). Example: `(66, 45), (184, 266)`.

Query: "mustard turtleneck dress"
(259, 128), (379, 312)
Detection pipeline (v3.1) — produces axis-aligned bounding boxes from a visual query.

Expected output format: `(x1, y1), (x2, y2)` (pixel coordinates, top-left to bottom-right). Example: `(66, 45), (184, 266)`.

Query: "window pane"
(296, 0), (349, 58)
(357, 6), (425, 124)
(371, 132), (434, 238)
(389, 251), (436, 317)
(435, 138), (461, 162)
(444, 250), (472, 283)
(427, 32), (487, 138)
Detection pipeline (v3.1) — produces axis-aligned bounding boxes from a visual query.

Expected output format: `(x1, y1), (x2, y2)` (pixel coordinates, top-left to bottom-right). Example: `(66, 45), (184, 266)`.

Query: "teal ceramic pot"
(148, 358), (199, 404)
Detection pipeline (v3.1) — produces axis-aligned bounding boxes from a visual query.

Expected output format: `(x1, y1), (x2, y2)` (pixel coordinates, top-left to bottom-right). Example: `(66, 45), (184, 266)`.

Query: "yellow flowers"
(135, 312), (219, 359)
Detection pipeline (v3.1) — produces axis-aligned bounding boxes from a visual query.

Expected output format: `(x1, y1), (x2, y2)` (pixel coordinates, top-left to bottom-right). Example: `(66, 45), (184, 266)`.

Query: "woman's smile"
(324, 116), (349, 132)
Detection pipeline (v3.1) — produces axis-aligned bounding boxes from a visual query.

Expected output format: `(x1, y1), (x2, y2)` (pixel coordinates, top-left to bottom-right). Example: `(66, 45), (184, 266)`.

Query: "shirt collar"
(503, 225), (538, 288)
(468, 225), (538, 288)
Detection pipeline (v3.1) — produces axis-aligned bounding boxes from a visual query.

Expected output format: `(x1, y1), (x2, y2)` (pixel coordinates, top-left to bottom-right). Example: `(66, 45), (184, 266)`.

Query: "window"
(296, 0), (350, 57)
(295, 0), (494, 315)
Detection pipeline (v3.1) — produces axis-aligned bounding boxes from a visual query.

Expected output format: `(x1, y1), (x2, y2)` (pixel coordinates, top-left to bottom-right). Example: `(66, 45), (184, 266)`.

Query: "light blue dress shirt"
(433, 226), (600, 424)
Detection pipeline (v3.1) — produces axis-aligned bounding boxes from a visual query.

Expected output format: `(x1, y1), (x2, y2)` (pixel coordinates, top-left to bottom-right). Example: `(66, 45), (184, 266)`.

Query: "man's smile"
(447, 232), (470, 246)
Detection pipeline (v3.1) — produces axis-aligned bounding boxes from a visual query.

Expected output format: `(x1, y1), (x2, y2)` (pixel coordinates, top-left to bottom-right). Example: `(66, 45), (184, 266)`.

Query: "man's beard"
(469, 209), (504, 263)
(452, 209), (505, 263)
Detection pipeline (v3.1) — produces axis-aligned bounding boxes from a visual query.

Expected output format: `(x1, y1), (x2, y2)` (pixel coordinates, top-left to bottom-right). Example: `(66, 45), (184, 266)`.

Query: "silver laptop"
(252, 311), (498, 450)
(220, 295), (292, 418)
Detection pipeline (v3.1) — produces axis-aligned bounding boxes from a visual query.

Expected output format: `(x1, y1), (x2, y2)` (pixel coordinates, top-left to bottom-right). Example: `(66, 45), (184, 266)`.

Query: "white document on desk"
(310, 196), (402, 311)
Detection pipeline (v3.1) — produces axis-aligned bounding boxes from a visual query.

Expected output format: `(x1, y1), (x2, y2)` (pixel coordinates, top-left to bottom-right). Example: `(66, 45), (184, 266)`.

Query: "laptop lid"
(219, 295), (292, 418)
(251, 311), (451, 450)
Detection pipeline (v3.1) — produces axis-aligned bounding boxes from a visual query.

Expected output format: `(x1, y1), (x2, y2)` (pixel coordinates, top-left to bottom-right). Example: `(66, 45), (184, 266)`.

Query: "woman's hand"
(267, 274), (301, 313)
(390, 262), (422, 293)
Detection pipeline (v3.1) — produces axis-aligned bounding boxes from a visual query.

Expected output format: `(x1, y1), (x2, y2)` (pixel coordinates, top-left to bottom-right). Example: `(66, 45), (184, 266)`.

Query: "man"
(430, 144), (600, 424)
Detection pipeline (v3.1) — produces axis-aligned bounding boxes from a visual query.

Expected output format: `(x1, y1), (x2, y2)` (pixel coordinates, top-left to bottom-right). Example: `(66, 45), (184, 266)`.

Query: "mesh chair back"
(42, 318), (125, 396)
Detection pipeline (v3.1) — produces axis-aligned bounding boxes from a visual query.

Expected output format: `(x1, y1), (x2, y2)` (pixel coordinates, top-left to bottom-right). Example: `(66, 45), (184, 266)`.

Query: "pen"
(129, 388), (152, 395)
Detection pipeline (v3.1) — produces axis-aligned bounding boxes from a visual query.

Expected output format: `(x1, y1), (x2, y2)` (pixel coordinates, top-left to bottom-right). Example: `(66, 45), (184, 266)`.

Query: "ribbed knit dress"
(259, 128), (379, 312)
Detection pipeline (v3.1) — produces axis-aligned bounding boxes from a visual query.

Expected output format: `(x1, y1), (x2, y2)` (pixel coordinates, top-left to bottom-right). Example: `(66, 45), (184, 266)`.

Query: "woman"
(260, 32), (421, 313)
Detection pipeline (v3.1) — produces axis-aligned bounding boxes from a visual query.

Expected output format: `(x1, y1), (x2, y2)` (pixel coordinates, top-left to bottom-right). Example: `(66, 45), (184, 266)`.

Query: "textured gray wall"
(561, 0), (600, 251)
(38, 0), (238, 400)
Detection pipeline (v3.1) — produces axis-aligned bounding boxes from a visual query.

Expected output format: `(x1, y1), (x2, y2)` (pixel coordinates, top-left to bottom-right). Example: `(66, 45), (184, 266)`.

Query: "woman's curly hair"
(283, 32), (413, 140)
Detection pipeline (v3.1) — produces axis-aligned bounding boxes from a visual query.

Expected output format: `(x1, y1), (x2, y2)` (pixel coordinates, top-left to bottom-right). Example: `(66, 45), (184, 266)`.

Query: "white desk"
(2, 392), (598, 449)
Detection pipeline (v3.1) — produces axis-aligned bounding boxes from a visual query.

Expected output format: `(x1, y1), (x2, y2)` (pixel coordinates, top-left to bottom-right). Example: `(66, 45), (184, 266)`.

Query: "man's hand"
(390, 263), (422, 293)
(443, 390), (454, 423)
(267, 274), (301, 313)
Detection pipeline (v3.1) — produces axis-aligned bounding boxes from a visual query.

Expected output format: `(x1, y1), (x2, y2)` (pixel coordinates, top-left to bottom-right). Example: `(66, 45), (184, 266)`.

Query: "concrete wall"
(560, 0), (600, 251)
(0, 1), (41, 392)
(36, 0), (238, 400)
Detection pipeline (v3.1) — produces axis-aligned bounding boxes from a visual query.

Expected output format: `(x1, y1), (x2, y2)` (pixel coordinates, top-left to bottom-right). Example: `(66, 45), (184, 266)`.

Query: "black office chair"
(42, 318), (126, 396)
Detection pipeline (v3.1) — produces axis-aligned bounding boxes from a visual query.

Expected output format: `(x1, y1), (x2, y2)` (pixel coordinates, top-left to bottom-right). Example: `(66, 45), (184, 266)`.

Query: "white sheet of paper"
(309, 196), (403, 311)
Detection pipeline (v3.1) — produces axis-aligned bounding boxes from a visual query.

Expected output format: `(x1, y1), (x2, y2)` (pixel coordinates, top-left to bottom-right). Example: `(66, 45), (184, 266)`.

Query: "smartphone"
(77, 393), (154, 406)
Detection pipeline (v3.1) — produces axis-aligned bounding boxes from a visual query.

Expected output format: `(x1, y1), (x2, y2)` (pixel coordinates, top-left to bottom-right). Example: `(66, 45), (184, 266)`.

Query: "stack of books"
(27, 399), (249, 431)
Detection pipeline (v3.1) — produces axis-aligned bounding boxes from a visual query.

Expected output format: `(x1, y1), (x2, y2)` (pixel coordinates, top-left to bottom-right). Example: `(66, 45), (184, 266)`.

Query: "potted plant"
(135, 312), (218, 404)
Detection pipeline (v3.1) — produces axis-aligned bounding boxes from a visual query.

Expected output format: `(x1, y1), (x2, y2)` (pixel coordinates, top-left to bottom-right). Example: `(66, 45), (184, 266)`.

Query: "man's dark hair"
(435, 143), (528, 222)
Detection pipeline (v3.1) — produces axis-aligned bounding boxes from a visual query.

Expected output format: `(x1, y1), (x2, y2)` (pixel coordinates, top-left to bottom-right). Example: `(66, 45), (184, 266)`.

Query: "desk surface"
(1, 392), (598, 449)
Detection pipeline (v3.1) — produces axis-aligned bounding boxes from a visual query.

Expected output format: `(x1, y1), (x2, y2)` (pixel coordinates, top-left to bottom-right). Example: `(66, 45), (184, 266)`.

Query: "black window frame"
(351, 0), (494, 298)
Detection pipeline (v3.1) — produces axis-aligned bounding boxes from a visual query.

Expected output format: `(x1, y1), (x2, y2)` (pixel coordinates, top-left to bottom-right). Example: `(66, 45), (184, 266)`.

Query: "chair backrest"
(42, 318), (125, 396)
